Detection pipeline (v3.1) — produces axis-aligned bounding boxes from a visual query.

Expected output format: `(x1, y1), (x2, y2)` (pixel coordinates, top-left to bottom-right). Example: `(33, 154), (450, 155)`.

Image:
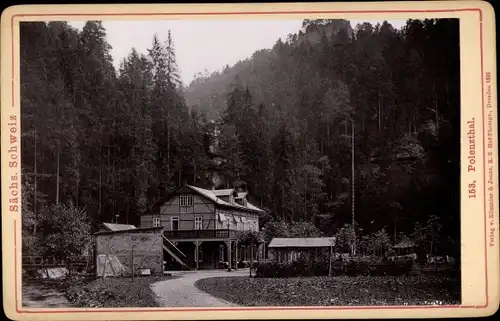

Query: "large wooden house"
(140, 184), (264, 270)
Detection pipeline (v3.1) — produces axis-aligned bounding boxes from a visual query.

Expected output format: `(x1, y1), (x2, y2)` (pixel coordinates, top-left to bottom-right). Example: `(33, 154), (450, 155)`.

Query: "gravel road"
(151, 269), (248, 307)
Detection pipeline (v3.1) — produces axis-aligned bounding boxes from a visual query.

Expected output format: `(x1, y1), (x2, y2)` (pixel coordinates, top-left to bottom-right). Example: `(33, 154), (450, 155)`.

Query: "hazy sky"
(69, 19), (407, 85)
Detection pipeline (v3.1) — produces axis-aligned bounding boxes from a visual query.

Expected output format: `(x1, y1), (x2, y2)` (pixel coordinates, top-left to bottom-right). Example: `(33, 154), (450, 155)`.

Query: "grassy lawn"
(63, 275), (174, 308)
(195, 275), (460, 306)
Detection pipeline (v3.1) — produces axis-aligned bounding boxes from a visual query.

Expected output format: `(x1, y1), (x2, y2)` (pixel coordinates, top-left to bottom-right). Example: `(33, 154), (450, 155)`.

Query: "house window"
(153, 217), (161, 227)
(171, 217), (179, 231)
(195, 217), (202, 230)
(180, 195), (193, 207)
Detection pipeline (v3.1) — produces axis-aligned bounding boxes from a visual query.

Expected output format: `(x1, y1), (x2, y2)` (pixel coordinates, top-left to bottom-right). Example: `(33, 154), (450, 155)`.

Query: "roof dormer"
(234, 191), (248, 206)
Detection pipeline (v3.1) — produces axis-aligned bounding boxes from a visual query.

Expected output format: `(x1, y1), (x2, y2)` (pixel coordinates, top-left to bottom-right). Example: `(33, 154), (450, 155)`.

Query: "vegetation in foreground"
(195, 275), (460, 307)
(255, 257), (416, 278)
(62, 275), (172, 308)
(22, 278), (74, 308)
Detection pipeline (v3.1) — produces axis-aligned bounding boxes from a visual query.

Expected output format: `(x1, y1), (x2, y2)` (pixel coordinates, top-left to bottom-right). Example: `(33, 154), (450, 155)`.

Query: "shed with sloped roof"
(268, 237), (336, 263)
(101, 222), (137, 232)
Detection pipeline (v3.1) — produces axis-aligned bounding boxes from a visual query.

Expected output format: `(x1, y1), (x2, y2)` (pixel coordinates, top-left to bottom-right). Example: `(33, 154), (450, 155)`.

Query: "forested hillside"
(21, 21), (210, 235)
(184, 19), (354, 120)
(20, 18), (460, 258)
(184, 18), (460, 250)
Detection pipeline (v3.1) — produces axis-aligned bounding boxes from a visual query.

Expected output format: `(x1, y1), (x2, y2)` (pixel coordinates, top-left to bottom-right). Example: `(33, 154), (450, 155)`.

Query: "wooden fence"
(22, 255), (92, 269)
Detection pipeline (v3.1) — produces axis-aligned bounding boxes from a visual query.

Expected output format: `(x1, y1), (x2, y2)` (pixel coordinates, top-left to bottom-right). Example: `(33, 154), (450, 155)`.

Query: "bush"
(256, 261), (297, 278)
(311, 258), (330, 276)
(39, 202), (92, 265)
(237, 261), (253, 269)
(371, 258), (413, 276)
(255, 256), (414, 278)
(255, 260), (308, 278)
(394, 258), (414, 276)
(256, 258), (324, 278)
(291, 258), (311, 276)
(344, 260), (370, 276)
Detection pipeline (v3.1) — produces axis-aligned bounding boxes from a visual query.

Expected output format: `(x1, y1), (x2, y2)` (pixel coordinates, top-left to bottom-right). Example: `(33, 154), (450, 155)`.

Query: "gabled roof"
(102, 222), (137, 232)
(246, 202), (263, 212)
(95, 226), (162, 236)
(269, 237), (336, 248)
(393, 240), (416, 249)
(186, 185), (263, 213)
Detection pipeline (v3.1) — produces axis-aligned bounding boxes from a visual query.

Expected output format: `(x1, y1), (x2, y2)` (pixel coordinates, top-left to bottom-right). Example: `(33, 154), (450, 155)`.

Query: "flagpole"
(351, 118), (356, 256)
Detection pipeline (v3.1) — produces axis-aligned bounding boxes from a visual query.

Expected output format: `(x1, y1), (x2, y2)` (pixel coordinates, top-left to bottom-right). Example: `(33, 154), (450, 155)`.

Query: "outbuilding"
(94, 224), (164, 277)
(268, 237), (336, 263)
(391, 240), (417, 260)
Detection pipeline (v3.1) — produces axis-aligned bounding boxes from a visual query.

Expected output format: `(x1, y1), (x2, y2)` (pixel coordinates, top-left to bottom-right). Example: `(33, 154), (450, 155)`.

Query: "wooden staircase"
(162, 235), (189, 268)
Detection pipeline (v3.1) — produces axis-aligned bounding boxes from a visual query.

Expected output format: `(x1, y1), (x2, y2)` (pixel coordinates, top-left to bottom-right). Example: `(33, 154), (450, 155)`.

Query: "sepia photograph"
(19, 16), (462, 309)
(1, 2), (498, 320)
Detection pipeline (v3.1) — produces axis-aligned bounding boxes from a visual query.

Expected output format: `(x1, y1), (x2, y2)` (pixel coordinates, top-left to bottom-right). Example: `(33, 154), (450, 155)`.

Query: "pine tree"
(165, 30), (182, 89)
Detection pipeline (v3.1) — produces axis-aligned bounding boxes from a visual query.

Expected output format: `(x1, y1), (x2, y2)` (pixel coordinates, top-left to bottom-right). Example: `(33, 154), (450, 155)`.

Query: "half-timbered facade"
(140, 185), (264, 270)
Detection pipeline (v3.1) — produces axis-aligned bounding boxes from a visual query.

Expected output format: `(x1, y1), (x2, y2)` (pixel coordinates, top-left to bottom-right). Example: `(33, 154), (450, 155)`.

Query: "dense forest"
(20, 19), (460, 259)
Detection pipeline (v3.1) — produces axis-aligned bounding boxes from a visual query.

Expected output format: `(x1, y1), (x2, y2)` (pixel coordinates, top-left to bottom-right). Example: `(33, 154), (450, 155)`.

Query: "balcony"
(164, 229), (241, 240)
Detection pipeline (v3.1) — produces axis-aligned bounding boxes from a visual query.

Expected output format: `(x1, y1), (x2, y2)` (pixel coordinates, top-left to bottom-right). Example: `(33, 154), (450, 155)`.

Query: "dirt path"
(22, 280), (73, 308)
(151, 269), (248, 307)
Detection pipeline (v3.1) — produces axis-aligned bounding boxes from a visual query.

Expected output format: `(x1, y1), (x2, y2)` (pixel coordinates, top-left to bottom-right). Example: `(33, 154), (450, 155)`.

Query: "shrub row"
(237, 261), (252, 269)
(255, 260), (328, 278)
(256, 257), (414, 278)
(342, 258), (413, 276)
